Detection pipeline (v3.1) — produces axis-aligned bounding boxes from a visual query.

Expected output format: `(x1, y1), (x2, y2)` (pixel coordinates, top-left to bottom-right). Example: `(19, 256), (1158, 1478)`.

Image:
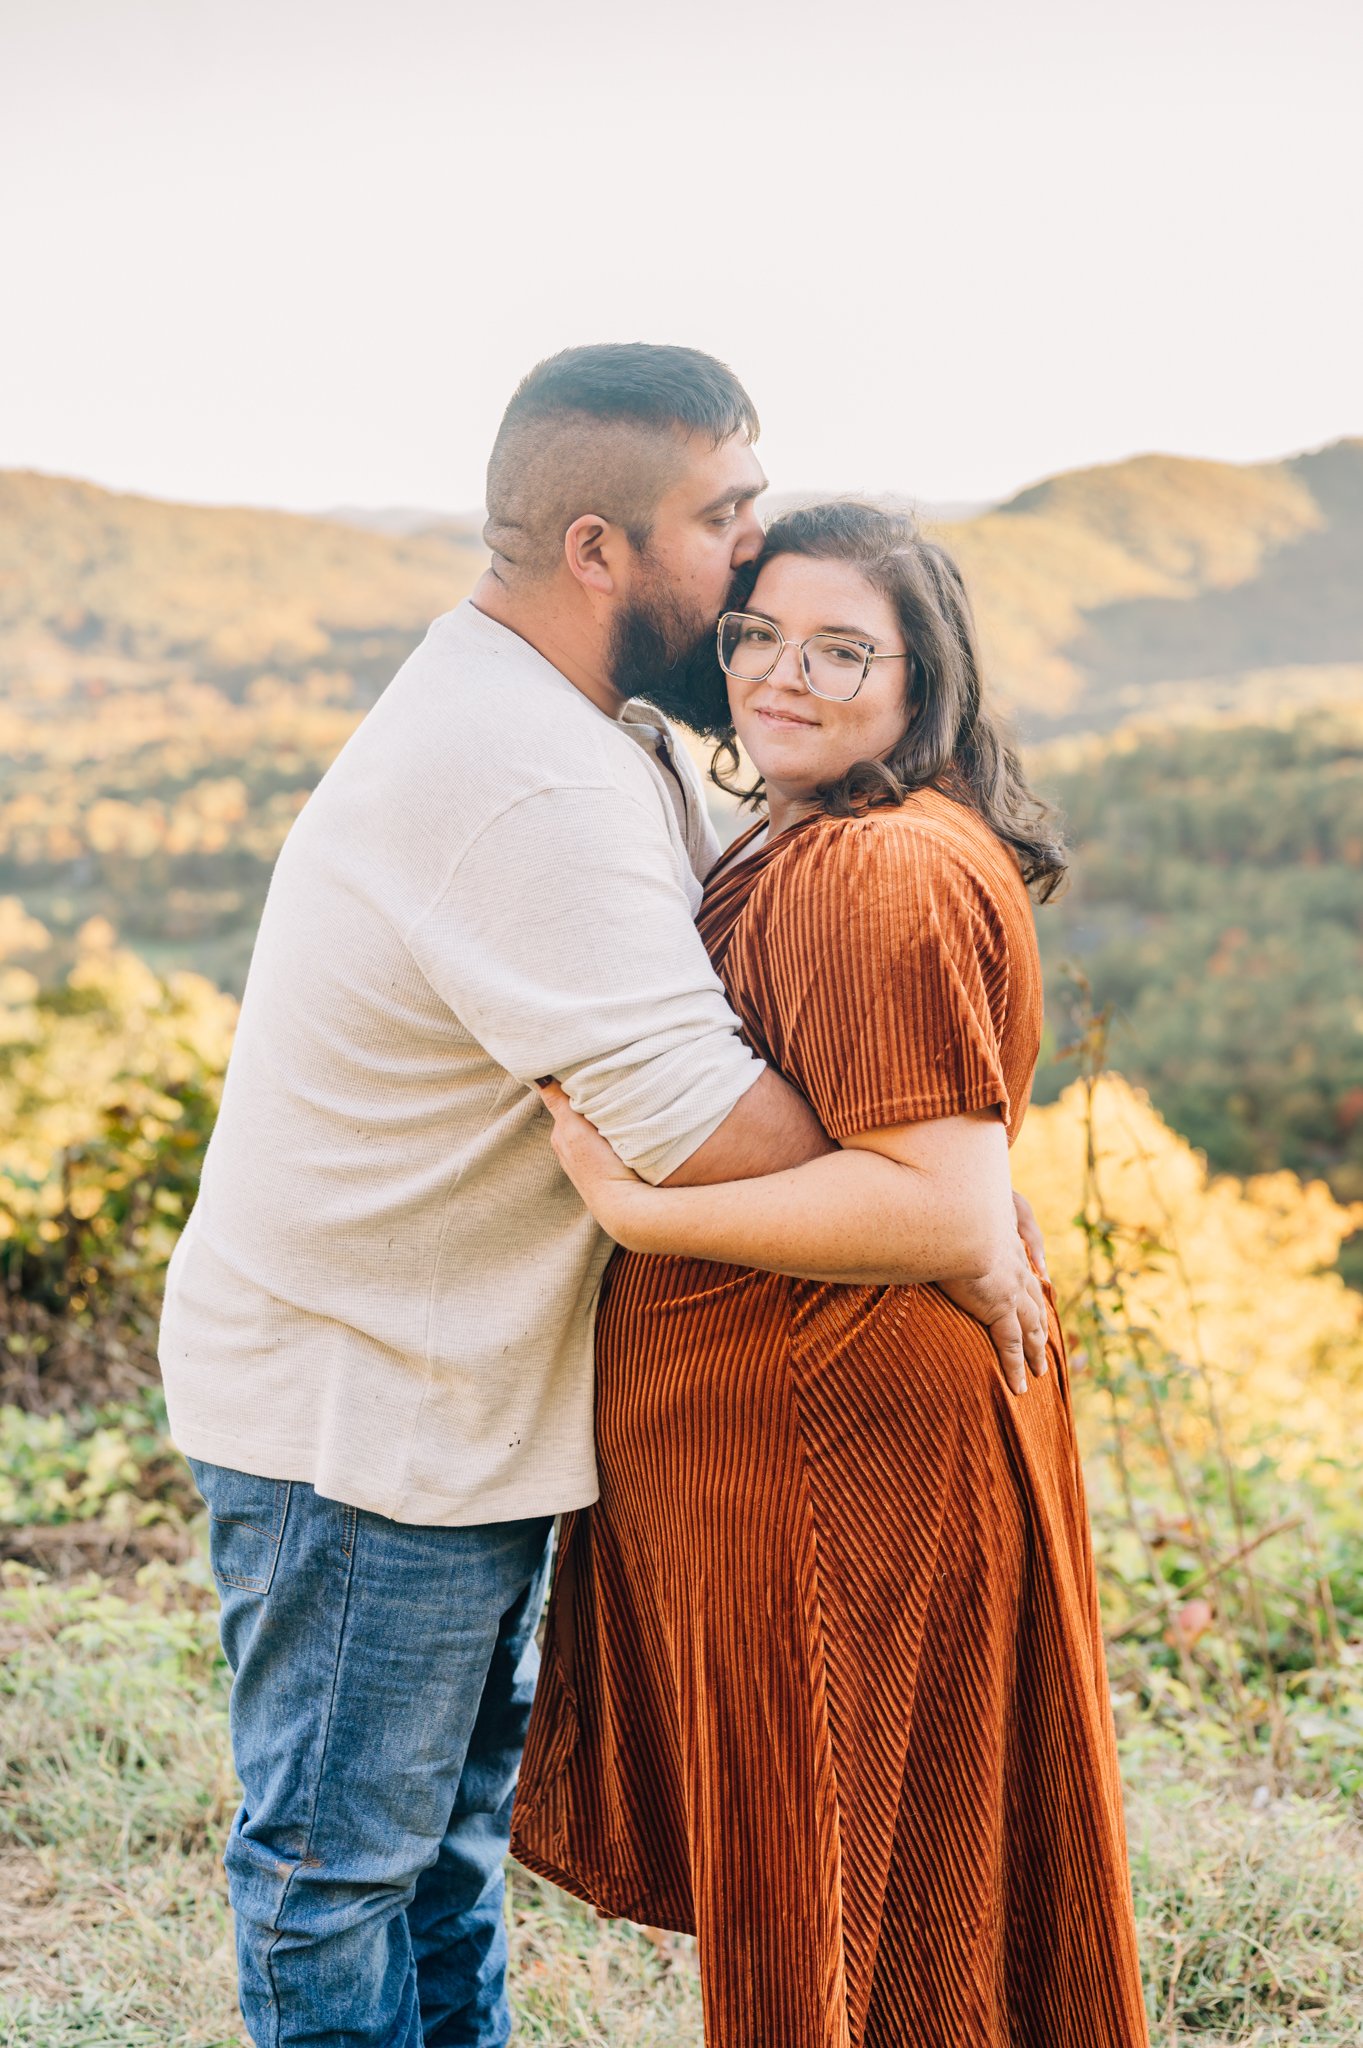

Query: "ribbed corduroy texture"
(513, 793), (1149, 2047)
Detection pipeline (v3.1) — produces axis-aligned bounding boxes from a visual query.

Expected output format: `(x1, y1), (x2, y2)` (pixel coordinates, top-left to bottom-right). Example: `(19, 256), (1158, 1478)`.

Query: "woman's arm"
(539, 1084), (1049, 1394)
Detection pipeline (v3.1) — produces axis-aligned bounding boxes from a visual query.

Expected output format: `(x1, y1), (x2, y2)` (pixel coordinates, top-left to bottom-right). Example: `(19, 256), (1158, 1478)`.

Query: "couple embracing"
(160, 344), (1147, 2047)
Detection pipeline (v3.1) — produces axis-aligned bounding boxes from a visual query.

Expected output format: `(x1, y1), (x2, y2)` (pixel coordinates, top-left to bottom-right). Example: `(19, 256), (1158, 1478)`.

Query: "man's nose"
(730, 505), (766, 569)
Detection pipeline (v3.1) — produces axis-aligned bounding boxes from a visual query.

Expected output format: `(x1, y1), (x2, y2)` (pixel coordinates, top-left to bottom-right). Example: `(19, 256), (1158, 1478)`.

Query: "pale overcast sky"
(2, 0), (1359, 512)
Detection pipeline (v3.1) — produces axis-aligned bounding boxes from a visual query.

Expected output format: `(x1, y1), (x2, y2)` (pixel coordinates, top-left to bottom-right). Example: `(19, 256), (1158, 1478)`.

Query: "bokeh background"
(1, 2), (1361, 2041)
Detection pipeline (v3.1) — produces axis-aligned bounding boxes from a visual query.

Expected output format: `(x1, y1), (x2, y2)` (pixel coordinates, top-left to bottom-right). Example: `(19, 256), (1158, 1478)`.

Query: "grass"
(1128, 1767), (1363, 2046)
(3, 1561), (1363, 2046)
(0, 1559), (704, 2047)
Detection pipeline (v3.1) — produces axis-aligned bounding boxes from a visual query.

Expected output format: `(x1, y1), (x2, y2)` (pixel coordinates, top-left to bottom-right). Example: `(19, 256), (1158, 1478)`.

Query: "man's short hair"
(484, 343), (760, 582)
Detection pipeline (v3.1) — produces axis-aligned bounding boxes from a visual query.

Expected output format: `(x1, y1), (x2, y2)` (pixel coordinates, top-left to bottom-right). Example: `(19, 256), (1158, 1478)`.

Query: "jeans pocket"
(190, 1459), (292, 1595)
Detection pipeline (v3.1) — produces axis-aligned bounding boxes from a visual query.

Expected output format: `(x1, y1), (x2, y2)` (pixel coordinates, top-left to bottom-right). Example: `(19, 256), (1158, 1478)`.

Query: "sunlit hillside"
(0, 471), (485, 702)
(1029, 704), (1363, 1240)
(3, 439), (1359, 730)
(0, 475), (482, 985)
(942, 437), (1363, 732)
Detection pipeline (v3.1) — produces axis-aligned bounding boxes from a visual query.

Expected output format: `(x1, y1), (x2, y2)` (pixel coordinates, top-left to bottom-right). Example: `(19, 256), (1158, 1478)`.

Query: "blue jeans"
(189, 1459), (552, 2048)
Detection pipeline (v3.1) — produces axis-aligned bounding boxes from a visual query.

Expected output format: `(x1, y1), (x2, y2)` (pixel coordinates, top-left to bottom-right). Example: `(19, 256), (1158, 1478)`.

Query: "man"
(162, 343), (1047, 2048)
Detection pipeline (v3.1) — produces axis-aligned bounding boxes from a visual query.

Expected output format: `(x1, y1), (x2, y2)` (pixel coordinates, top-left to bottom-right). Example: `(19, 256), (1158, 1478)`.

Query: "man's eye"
(712, 513), (737, 529)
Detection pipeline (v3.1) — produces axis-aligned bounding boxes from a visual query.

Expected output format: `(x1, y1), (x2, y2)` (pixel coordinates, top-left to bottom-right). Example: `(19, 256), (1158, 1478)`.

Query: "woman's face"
(725, 552), (911, 809)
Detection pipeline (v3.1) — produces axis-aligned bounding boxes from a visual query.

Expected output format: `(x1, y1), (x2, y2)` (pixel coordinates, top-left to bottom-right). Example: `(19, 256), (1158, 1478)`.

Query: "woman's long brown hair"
(712, 501), (1068, 900)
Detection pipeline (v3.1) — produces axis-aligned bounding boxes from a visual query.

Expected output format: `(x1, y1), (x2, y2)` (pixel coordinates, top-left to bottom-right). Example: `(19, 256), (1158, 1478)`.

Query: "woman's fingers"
(954, 1238), (1051, 1393)
(1022, 1295), (1049, 1380)
(989, 1267), (1049, 1395)
(534, 1080), (642, 1218)
(989, 1311), (1030, 1398)
(1000, 1244), (1049, 1385)
(1023, 1270), (1050, 1378)
(1012, 1188), (1049, 1281)
(535, 1080), (594, 1182)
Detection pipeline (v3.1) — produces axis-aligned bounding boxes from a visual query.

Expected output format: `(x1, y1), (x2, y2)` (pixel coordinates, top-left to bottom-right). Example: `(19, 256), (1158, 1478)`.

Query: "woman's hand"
(937, 1233), (1050, 1397)
(537, 1081), (648, 1241)
(1011, 1188), (1049, 1282)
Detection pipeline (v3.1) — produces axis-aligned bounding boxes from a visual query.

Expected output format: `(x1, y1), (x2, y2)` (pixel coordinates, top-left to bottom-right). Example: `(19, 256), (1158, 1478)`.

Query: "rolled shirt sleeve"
(408, 782), (766, 1183)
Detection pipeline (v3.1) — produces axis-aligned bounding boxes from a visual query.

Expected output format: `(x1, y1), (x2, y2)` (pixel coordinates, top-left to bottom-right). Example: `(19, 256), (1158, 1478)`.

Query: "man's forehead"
(670, 432), (768, 506)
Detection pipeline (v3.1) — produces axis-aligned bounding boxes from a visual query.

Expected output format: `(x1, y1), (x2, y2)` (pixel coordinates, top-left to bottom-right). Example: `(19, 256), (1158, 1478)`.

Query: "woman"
(512, 504), (1148, 2047)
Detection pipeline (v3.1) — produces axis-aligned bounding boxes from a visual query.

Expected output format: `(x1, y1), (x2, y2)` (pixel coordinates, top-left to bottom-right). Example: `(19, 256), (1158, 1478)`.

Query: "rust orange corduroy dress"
(512, 793), (1148, 2048)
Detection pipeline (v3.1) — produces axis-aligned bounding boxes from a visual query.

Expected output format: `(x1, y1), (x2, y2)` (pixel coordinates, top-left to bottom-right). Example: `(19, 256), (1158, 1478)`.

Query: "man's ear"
(564, 512), (629, 596)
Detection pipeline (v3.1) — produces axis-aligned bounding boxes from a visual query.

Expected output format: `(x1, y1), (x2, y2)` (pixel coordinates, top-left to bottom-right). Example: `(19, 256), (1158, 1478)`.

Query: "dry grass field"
(4, 1554), (1363, 2047)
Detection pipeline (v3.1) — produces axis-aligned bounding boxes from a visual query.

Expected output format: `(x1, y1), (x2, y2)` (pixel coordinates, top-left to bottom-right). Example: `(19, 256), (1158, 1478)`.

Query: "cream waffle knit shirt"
(160, 600), (763, 1524)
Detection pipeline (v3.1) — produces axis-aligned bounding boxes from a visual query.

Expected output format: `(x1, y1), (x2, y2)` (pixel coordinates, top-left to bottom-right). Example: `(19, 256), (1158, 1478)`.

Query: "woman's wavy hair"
(712, 501), (1068, 901)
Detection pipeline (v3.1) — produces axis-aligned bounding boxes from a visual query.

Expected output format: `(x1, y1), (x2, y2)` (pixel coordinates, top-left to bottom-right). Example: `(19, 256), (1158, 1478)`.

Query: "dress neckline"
(707, 810), (825, 891)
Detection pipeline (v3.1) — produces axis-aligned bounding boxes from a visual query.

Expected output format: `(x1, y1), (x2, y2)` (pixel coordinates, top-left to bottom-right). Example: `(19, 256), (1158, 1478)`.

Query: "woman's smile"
(753, 700), (820, 730)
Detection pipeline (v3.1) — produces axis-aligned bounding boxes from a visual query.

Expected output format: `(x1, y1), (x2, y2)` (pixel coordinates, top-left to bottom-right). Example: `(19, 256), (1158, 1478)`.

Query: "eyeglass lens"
(719, 616), (866, 701)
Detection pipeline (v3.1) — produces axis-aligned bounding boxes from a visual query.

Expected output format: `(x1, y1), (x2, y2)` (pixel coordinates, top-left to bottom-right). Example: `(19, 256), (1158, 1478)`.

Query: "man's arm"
(661, 1081), (1051, 1375)
(410, 781), (777, 1182)
(661, 1067), (833, 1185)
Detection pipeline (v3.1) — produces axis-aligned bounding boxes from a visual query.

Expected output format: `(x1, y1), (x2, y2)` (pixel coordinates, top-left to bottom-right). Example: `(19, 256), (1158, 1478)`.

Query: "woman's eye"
(741, 625), (777, 646)
(825, 641), (863, 664)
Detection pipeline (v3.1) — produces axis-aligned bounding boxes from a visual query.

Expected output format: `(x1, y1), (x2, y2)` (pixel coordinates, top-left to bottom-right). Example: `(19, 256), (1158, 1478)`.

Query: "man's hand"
(939, 1226), (1050, 1397)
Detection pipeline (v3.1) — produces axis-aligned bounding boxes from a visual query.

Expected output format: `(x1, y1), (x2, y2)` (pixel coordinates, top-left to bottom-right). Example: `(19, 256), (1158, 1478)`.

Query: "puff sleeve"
(729, 813), (1015, 1140)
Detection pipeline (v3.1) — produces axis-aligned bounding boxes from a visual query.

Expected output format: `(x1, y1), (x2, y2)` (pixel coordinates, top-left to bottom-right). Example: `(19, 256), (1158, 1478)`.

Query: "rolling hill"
(0, 471), (486, 702)
(940, 437), (1363, 732)
(1, 439), (1359, 729)
(1028, 705), (1363, 1251)
(0, 444), (1359, 1256)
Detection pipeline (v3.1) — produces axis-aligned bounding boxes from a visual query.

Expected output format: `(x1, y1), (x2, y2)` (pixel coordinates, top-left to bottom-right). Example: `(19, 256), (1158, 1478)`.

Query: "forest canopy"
(1032, 706), (1363, 1242)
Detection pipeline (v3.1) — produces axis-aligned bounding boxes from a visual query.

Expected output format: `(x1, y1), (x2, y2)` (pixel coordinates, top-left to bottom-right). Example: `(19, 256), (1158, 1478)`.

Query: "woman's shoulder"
(767, 792), (1028, 919)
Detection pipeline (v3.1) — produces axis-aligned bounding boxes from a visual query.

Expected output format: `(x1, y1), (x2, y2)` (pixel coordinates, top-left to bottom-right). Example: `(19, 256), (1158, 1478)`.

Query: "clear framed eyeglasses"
(716, 611), (909, 703)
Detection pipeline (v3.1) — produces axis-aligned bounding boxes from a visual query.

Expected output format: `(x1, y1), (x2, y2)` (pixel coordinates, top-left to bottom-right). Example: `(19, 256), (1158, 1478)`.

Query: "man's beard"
(606, 562), (755, 739)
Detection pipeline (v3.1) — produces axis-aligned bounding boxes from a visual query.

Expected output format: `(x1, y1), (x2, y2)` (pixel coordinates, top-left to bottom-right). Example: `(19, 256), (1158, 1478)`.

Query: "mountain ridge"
(0, 469), (485, 701)
(1, 440), (1358, 731)
(939, 437), (1362, 728)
